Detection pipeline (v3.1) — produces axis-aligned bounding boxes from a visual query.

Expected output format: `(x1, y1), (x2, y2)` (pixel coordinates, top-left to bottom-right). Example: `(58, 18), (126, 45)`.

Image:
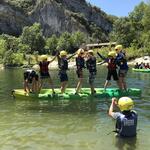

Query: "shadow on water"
(114, 137), (137, 150)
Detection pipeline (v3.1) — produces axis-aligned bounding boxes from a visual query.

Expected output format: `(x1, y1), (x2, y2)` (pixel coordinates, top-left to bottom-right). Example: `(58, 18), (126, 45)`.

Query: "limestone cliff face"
(0, 0), (113, 38)
(30, 0), (88, 36)
(0, 2), (31, 35)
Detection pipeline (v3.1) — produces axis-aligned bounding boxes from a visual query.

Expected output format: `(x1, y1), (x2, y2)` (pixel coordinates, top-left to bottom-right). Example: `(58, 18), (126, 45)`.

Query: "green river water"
(0, 66), (149, 150)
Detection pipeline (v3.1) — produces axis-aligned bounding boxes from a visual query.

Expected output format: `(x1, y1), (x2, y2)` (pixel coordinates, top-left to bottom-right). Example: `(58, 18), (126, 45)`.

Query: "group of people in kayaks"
(24, 44), (129, 95)
(23, 44), (138, 138)
(134, 62), (150, 69)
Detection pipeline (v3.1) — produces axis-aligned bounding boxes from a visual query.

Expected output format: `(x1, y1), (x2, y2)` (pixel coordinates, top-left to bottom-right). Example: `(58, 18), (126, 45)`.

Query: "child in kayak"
(75, 48), (86, 94)
(108, 97), (138, 138)
(97, 51), (120, 90)
(86, 50), (97, 94)
(57, 50), (75, 94)
(36, 55), (56, 94)
(115, 45), (129, 91)
(24, 69), (39, 93)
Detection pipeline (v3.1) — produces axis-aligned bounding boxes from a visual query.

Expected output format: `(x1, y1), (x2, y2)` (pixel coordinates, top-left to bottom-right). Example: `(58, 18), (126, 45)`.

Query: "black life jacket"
(116, 111), (137, 137)
(58, 58), (68, 71)
(107, 58), (117, 70)
(86, 56), (97, 73)
(116, 51), (128, 70)
(39, 61), (50, 73)
(76, 56), (85, 70)
(24, 69), (36, 81)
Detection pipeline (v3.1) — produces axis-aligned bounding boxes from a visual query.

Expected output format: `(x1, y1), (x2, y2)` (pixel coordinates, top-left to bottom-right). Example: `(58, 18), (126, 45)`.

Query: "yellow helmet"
(60, 50), (67, 57)
(88, 50), (94, 54)
(40, 55), (48, 61)
(118, 97), (134, 111)
(77, 48), (84, 55)
(115, 45), (123, 51)
(108, 51), (117, 57)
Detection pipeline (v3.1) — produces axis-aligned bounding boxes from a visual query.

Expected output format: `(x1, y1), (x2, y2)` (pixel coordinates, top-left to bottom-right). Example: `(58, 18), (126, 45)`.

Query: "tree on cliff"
(20, 23), (45, 54)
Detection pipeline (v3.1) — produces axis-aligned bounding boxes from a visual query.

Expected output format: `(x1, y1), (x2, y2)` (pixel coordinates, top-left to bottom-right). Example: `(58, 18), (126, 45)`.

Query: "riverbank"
(128, 56), (150, 65)
(1, 56), (150, 70)
(48, 56), (150, 69)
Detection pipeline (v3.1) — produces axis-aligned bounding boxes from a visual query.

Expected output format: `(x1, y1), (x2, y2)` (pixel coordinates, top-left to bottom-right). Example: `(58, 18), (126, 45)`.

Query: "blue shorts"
(59, 71), (68, 82)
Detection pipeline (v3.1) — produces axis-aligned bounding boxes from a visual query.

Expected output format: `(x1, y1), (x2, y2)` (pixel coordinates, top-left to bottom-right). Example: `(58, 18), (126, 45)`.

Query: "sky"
(86, 0), (148, 17)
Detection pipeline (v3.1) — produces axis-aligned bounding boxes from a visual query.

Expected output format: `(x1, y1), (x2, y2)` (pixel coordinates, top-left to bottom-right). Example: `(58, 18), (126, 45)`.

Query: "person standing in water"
(109, 97), (138, 137)
(75, 48), (86, 94)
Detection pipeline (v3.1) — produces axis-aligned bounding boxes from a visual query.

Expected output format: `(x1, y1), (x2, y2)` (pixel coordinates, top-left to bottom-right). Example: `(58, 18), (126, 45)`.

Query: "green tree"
(0, 38), (7, 58)
(129, 2), (146, 48)
(110, 2), (147, 48)
(57, 32), (72, 53)
(45, 34), (58, 54)
(21, 23), (45, 54)
(0, 34), (20, 52)
(3, 50), (24, 66)
(3, 50), (14, 66)
(71, 31), (86, 51)
(110, 17), (134, 47)
(141, 3), (150, 54)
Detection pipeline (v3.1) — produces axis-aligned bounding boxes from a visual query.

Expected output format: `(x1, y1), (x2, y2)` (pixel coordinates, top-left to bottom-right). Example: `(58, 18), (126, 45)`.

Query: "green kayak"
(13, 88), (141, 100)
(132, 68), (150, 73)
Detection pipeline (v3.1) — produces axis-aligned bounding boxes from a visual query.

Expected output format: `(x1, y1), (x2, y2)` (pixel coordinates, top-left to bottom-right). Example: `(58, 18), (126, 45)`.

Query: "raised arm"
(97, 52), (106, 60)
(67, 53), (76, 60)
(97, 60), (107, 65)
(49, 55), (57, 63)
(109, 97), (118, 117)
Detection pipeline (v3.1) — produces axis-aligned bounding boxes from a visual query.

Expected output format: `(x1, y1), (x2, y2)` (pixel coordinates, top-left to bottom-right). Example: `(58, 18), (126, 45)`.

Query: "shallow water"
(0, 66), (150, 150)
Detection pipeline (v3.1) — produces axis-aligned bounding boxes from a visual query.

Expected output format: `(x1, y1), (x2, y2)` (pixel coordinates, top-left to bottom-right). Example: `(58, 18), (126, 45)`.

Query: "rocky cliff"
(0, 0), (113, 39)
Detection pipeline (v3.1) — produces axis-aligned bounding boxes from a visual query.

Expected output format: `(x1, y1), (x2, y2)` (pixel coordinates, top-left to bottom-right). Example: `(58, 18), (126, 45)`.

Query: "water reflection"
(15, 99), (109, 113)
(0, 67), (150, 150)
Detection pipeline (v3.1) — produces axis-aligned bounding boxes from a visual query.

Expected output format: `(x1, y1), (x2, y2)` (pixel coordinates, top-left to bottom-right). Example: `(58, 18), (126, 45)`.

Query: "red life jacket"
(107, 58), (117, 70)
(39, 61), (50, 73)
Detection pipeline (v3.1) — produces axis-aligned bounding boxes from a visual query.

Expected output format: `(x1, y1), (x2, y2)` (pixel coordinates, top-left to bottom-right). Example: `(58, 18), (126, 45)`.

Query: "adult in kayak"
(115, 45), (129, 91)
(75, 48), (86, 94)
(108, 97), (138, 138)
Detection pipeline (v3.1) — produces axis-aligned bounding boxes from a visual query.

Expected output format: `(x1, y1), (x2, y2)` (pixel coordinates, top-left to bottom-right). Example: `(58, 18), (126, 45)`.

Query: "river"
(0, 66), (149, 150)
